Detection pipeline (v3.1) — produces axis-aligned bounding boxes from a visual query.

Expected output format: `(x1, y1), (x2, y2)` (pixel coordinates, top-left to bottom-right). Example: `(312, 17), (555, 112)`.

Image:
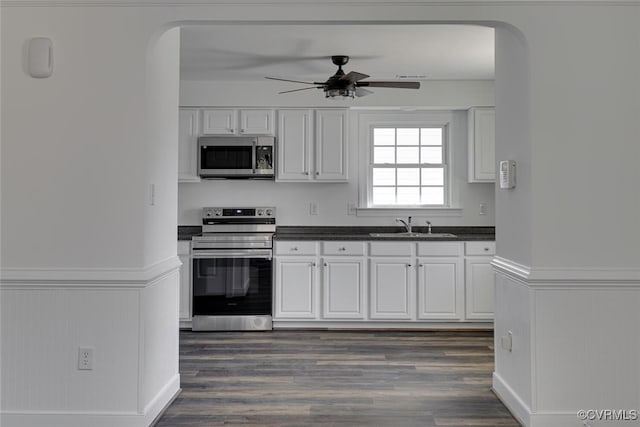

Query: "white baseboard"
(143, 374), (181, 426)
(492, 371), (531, 427)
(1, 375), (180, 427)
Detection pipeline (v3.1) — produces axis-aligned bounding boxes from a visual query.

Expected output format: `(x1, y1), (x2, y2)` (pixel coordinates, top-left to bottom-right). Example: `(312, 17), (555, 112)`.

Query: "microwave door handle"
(252, 140), (257, 174)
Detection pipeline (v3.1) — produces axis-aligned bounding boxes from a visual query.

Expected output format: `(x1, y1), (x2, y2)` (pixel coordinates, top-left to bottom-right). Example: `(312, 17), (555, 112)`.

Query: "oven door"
(192, 249), (272, 316)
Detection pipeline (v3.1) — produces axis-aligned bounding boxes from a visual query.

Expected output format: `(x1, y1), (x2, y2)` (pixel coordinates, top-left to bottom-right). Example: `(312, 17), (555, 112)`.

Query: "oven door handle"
(192, 250), (273, 260)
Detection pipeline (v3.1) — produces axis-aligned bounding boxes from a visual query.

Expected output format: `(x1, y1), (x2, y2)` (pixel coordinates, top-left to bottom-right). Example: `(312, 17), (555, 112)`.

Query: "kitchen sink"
(369, 232), (457, 238)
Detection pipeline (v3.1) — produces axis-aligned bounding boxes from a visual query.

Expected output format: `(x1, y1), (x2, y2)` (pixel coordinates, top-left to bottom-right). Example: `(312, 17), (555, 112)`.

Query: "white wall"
(180, 79), (496, 109)
(1, 2), (640, 427)
(179, 80), (496, 226)
(1, 10), (181, 427)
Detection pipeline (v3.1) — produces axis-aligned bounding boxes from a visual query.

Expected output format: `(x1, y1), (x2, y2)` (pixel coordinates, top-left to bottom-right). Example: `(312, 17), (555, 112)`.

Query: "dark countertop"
(178, 225), (202, 241)
(178, 225), (494, 241)
(274, 226), (494, 241)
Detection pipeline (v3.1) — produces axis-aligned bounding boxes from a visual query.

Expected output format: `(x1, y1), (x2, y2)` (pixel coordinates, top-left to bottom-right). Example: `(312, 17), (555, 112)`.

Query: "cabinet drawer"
(369, 242), (413, 257)
(465, 241), (496, 256)
(417, 242), (462, 257)
(275, 241), (318, 255)
(322, 241), (365, 256)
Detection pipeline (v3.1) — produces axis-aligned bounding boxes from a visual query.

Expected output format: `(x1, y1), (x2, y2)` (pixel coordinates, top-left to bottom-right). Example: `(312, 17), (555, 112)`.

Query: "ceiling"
(180, 24), (495, 83)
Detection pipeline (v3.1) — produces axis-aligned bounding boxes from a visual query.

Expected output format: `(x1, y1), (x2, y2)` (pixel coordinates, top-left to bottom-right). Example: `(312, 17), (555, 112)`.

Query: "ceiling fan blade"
(341, 71), (370, 83)
(355, 87), (374, 97)
(278, 86), (323, 94)
(265, 76), (316, 85)
(357, 81), (421, 89)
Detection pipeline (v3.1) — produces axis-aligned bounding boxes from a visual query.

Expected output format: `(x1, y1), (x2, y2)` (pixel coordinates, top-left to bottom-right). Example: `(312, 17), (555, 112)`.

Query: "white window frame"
(357, 110), (462, 217)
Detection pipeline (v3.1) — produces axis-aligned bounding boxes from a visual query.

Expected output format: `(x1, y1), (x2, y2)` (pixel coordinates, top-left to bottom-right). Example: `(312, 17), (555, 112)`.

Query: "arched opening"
(144, 19), (532, 425)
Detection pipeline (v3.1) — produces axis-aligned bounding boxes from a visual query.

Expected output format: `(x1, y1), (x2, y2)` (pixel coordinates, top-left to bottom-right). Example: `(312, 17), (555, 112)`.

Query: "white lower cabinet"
(465, 241), (496, 320)
(417, 257), (463, 320)
(177, 241), (192, 326)
(322, 257), (365, 319)
(274, 257), (318, 319)
(369, 258), (415, 320)
(273, 239), (494, 325)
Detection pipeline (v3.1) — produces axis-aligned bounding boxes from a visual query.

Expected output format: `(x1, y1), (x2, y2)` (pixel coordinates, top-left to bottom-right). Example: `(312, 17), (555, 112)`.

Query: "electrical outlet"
(501, 331), (513, 352)
(479, 202), (487, 215)
(347, 202), (357, 216)
(150, 183), (156, 206)
(78, 347), (94, 370)
(309, 202), (318, 216)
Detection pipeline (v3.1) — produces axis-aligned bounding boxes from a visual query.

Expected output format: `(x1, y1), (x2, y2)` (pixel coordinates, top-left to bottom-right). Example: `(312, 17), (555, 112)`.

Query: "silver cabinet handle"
(316, 172), (320, 175)
(311, 262), (316, 267)
(484, 247), (490, 251)
(338, 247), (346, 251)
(291, 247), (298, 251)
(303, 172), (309, 175)
(407, 263), (412, 267)
(419, 264), (424, 267)
(324, 263), (328, 267)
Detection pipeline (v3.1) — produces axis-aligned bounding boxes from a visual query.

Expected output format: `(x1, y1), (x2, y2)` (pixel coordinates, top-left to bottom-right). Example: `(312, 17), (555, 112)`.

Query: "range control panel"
(202, 207), (276, 219)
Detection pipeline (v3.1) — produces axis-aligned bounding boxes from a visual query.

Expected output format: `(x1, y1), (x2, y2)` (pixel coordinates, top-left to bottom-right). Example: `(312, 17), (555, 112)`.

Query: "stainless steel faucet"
(395, 216), (412, 233)
(426, 220), (432, 234)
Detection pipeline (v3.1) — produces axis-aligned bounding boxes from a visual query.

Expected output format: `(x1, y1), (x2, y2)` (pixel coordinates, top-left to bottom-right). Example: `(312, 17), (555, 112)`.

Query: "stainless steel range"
(191, 207), (275, 331)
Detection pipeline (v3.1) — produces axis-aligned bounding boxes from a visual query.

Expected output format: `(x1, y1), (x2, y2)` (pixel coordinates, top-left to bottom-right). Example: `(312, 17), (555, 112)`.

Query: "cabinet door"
(202, 109), (236, 135)
(465, 257), (495, 320)
(369, 258), (414, 320)
(178, 109), (200, 182)
(468, 107), (495, 182)
(417, 257), (463, 320)
(239, 109), (275, 135)
(274, 258), (317, 319)
(322, 257), (364, 319)
(276, 109), (312, 181)
(178, 254), (192, 324)
(315, 109), (348, 181)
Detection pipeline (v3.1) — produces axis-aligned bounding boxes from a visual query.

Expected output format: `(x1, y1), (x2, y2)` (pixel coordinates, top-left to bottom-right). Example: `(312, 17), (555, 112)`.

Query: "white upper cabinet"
(468, 107), (495, 183)
(314, 109), (348, 181)
(277, 109), (312, 180)
(202, 108), (274, 135)
(178, 108), (200, 183)
(276, 108), (348, 182)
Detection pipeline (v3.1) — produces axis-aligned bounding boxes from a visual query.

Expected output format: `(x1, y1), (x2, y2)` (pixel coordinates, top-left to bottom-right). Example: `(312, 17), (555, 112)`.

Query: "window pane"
(397, 147), (419, 164)
(421, 168), (444, 185)
(374, 128), (395, 145)
(397, 187), (420, 204)
(397, 128), (419, 145)
(373, 187), (395, 205)
(373, 168), (396, 186)
(421, 187), (444, 205)
(374, 147), (395, 164)
(397, 168), (420, 186)
(420, 128), (442, 146)
(421, 147), (442, 164)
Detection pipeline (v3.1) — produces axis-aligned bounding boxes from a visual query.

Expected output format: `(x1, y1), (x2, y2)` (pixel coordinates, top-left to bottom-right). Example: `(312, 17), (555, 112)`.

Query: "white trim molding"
(0, 256), (182, 288)
(491, 256), (640, 287)
(2, 0), (639, 7)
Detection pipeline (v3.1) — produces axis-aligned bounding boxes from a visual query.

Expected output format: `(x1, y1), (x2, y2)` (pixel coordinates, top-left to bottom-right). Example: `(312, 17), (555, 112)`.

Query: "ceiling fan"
(265, 55), (421, 99)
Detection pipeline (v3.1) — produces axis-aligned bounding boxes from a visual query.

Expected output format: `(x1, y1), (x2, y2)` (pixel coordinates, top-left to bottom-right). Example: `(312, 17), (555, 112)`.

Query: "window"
(371, 126), (447, 206)
(357, 110), (456, 213)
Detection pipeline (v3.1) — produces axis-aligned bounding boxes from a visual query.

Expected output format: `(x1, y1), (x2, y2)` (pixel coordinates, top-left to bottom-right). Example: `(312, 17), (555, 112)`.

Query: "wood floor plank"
(154, 330), (520, 427)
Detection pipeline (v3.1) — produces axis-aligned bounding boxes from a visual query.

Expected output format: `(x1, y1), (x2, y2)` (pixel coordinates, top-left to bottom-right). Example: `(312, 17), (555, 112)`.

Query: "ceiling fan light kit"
(266, 55), (420, 99)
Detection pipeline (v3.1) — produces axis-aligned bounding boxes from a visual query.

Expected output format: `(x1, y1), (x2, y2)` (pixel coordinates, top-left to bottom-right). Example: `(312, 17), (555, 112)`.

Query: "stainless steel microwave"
(198, 136), (275, 179)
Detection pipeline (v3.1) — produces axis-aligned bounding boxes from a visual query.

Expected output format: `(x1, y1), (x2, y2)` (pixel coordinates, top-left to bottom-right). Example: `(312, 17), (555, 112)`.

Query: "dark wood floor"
(155, 330), (520, 427)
